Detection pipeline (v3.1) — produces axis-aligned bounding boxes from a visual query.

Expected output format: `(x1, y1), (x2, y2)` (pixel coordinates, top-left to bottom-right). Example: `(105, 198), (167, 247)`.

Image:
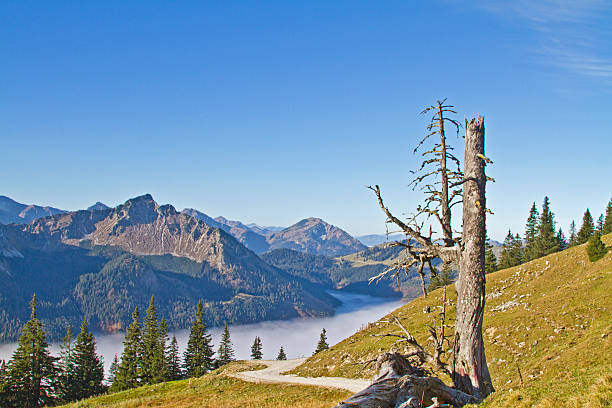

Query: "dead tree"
(369, 100), (462, 297)
(451, 116), (494, 398)
(352, 103), (494, 405)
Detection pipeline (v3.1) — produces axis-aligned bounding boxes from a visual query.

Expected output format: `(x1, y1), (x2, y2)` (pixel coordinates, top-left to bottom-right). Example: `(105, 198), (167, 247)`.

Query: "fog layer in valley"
(0, 291), (406, 375)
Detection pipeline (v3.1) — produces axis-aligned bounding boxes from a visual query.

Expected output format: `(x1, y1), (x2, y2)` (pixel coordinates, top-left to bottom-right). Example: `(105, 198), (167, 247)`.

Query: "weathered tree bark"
(334, 353), (477, 408)
(452, 116), (494, 399)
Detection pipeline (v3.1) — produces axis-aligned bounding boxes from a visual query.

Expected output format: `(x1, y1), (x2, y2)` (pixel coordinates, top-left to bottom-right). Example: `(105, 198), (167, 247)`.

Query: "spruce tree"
(167, 335), (182, 381)
(107, 355), (119, 385)
(576, 209), (595, 245)
(428, 263), (454, 290)
(524, 202), (540, 261)
(498, 230), (523, 269)
(0, 294), (57, 408)
(603, 199), (612, 235)
(57, 327), (76, 403)
(71, 319), (105, 400)
(157, 318), (170, 382)
(568, 220), (577, 247)
(111, 307), (142, 392)
(250, 336), (263, 360)
(183, 300), (214, 377)
(484, 241), (498, 274)
(596, 214), (604, 232)
(314, 329), (329, 355)
(276, 346), (287, 360)
(533, 196), (559, 258)
(586, 231), (609, 262)
(556, 228), (567, 251)
(216, 323), (235, 367)
(141, 296), (160, 384)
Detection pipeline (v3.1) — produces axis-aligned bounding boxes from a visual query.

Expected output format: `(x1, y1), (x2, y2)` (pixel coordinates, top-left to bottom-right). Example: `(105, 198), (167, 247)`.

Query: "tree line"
(0, 293), (332, 407)
(486, 197), (611, 271)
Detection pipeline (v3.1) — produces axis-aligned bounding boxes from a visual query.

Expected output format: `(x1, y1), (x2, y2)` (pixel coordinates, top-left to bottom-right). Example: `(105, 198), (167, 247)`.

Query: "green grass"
(291, 234), (612, 407)
(58, 361), (351, 408)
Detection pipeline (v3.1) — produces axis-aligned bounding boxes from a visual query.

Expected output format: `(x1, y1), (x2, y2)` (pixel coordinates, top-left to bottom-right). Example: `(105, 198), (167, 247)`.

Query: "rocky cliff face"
(266, 217), (367, 257)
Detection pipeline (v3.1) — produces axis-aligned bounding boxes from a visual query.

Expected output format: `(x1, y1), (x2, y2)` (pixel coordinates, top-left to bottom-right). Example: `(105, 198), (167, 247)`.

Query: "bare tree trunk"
(437, 101), (453, 247)
(452, 116), (494, 399)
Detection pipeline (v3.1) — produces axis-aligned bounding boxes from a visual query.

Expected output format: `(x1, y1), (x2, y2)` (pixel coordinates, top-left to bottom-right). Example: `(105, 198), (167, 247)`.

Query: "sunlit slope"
(292, 234), (612, 407)
(58, 361), (351, 408)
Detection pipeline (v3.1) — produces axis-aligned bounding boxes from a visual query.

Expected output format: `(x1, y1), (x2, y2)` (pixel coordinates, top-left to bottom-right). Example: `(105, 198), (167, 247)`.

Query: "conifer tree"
(111, 307), (142, 392)
(250, 336), (263, 360)
(428, 263), (454, 290)
(108, 355), (119, 385)
(0, 294), (57, 408)
(141, 296), (160, 384)
(183, 300), (214, 377)
(276, 346), (287, 360)
(167, 335), (182, 381)
(70, 319), (105, 400)
(576, 209), (595, 245)
(524, 202), (540, 261)
(596, 214), (604, 232)
(216, 323), (235, 367)
(498, 230), (523, 269)
(586, 231), (609, 262)
(314, 328), (329, 355)
(568, 220), (577, 247)
(157, 318), (170, 382)
(603, 199), (612, 235)
(533, 196), (560, 258)
(484, 240), (498, 274)
(57, 327), (76, 403)
(556, 228), (567, 251)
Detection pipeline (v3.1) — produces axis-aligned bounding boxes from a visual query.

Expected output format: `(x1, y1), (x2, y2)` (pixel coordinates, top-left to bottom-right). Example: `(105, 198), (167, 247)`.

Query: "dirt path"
(230, 358), (370, 393)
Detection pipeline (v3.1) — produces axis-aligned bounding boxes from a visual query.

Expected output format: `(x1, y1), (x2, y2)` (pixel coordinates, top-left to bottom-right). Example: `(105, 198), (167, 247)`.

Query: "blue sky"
(1, 1), (611, 240)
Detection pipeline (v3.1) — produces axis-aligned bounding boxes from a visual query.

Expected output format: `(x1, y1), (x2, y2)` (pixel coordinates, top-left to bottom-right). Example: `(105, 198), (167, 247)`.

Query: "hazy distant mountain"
(266, 217), (367, 257)
(87, 201), (110, 211)
(246, 223), (284, 235)
(0, 195), (66, 225)
(0, 194), (337, 341)
(356, 233), (406, 247)
(181, 209), (270, 253)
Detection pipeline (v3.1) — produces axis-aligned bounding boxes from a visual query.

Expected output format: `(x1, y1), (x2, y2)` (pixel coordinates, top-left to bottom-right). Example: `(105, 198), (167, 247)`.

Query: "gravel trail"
(230, 358), (370, 393)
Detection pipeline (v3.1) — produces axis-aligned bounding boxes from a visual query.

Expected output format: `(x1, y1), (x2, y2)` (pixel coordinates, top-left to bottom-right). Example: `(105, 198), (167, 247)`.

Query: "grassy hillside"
(292, 234), (612, 407)
(58, 361), (351, 408)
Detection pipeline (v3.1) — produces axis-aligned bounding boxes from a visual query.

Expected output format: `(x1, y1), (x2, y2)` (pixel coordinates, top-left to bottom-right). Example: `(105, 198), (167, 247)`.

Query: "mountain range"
(0, 195), (66, 225)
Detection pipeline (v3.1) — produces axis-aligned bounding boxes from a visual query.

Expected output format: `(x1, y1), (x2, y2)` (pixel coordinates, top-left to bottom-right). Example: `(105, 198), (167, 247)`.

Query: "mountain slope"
(291, 234), (612, 407)
(0, 195), (338, 341)
(0, 195), (66, 224)
(266, 217), (366, 257)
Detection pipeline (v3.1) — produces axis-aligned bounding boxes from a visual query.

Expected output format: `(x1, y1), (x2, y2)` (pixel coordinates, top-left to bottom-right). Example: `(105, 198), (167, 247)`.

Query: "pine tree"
(276, 346), (287, 360)
(484, 240), (498, 274)
(250, 336), (263, 360)
(57, 327), (76, 403)
(183, 300), (214, 377)
(157, 318), (170, 382)
(0, 294), (57, 408)
(71, 319), (105, 400)
(596, 214), (604, 232)
(313, 328), (329, 355)
(533, 196), (560, 258)
(524, 202), (540, 261)
(167, 335), (182, 380)
(0, 359), (8, 407)
(556, 228), (567, 251)
(428, 263), (454, 290)
(111, 307), (142, 392)
(586, 231), (609, 262)
(498, 230), (523, 269)
(216, 323), (235, 367)
(576, 209), (595, 245)
(107, 355), (119, 385)
(141, 296), (161, 384)
(568, 220), (577, 247)
(603, 199), (612, 235)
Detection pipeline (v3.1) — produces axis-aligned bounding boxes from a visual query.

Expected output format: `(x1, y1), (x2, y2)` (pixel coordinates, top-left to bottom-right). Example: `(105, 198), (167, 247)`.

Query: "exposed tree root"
(334, 353), (478, 408)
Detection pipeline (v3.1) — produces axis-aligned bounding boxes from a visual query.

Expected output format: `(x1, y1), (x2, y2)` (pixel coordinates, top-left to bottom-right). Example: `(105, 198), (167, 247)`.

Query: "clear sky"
(1, 1), (611, 240)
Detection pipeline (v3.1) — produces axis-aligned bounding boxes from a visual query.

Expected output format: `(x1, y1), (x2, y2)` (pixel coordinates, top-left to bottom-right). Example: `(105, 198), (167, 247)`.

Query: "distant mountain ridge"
(0, 195), (66, 225)
(0, 194), (338, 341)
